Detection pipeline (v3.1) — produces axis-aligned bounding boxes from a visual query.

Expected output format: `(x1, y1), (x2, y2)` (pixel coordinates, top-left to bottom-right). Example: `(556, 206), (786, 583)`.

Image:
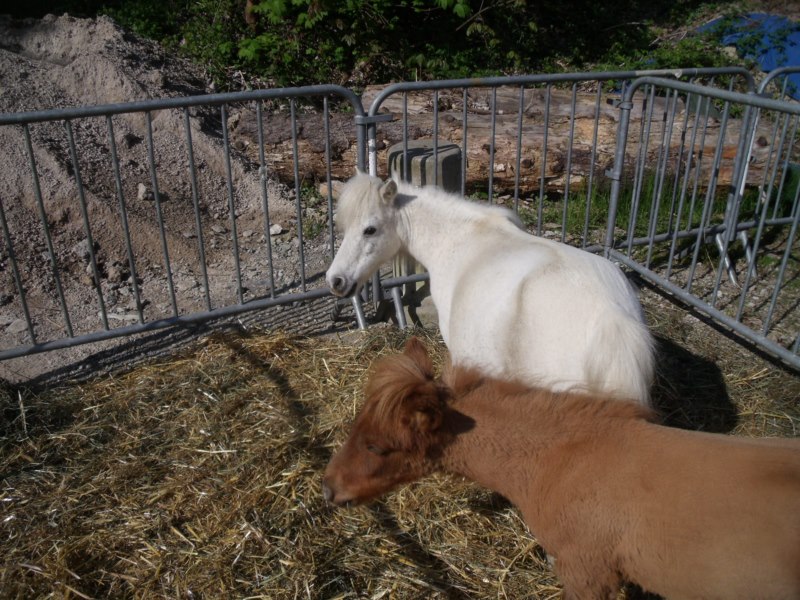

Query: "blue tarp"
(699, 13), (800, 99)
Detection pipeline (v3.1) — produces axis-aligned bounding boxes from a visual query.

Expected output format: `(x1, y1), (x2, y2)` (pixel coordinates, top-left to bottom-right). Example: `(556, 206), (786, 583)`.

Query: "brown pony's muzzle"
(321, 478), (353, 507)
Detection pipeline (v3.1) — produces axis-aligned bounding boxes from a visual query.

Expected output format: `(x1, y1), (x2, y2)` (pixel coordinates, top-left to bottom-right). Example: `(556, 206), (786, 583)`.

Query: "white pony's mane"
(336, 172), (523, 231)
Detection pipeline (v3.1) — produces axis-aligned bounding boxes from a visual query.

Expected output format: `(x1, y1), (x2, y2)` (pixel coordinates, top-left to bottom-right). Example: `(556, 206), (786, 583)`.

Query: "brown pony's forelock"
(360, 352), (448, 453)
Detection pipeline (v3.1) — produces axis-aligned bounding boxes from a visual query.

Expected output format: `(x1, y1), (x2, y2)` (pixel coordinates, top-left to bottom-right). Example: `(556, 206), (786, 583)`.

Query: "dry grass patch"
(0, 316), (797, 599)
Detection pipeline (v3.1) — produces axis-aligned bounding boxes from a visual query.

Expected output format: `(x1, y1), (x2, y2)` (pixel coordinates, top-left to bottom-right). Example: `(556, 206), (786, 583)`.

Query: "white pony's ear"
(379, 179), (398, 205)
(355, 166), (365, 176)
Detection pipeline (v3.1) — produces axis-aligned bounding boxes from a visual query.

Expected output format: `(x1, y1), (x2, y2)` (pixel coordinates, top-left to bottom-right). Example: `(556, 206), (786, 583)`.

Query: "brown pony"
(323, 338), (800, 600)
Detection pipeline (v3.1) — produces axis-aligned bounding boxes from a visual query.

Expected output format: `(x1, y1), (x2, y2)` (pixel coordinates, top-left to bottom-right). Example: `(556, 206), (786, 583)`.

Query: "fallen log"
(229, 85), (777, 196)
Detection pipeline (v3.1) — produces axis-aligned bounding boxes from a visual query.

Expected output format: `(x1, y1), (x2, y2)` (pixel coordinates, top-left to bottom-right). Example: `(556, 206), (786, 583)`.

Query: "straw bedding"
(1, 299), (797, 599)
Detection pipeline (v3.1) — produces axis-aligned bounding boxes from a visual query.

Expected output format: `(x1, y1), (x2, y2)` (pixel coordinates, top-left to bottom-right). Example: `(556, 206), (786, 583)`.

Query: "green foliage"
(9, 0), (762, 90)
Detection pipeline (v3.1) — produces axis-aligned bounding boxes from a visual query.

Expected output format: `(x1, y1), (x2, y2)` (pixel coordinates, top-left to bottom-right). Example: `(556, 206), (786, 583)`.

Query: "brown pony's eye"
(366, 444), (388, 456)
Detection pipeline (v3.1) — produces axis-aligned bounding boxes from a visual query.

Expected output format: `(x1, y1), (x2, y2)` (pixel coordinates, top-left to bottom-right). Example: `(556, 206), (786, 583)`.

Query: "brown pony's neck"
(437, 367), (653, 511)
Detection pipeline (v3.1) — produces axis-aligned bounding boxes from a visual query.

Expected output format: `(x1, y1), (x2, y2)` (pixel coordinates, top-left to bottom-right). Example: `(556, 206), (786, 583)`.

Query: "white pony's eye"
(363, 226), (377, 236)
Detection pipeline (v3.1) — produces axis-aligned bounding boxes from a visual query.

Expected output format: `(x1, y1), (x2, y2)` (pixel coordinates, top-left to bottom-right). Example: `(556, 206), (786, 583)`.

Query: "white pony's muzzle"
(327, 272), (358, 297)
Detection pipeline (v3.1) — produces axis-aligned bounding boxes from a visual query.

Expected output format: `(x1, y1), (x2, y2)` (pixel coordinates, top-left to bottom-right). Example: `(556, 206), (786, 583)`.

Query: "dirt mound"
(0, 14), (330, 383)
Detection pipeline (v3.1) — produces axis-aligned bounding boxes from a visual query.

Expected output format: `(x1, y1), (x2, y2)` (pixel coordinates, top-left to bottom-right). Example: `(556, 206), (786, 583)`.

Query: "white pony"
(327, 172), (654, 406)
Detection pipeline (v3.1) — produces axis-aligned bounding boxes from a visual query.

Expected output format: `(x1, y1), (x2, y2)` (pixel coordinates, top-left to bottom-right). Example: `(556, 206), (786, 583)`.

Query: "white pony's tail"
(585, 310), (655, 407)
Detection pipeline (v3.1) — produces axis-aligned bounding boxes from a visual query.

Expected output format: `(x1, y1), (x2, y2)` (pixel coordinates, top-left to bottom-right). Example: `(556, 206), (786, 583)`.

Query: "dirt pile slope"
(0, 14), (325, 383)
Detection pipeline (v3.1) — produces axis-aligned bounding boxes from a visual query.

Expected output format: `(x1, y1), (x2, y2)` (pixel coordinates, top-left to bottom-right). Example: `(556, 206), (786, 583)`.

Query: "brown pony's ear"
(412, 402), (443, 434)
(379, 179), (398, 205)
(403, 381), (444, 438)
(403, 337), (433, 379)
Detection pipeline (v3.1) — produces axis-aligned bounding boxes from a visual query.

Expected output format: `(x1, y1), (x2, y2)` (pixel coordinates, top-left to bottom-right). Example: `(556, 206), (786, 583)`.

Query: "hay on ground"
(0, 301), (797, 599)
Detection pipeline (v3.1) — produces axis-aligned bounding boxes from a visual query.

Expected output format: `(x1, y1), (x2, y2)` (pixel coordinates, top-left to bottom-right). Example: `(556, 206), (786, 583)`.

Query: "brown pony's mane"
(360, 347), (656, 456)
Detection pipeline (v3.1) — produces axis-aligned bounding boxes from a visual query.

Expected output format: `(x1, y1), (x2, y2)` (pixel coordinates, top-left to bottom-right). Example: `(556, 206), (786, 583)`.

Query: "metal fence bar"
(144, 111), (178, 317)
(323, 98), (335, 264)
(460, 89), (468, 196)
(513, 85), (524, 213)
(106, 116), (146, 324)
(220, 104), (245, 304)
(24, 124), (73, 336)
(581, 85), (603, 248)
(488, 87), (497, 203)
(537, 85), (551, 237)
(433, 89), (440, 187)
(182, 108), (212, 312)
(66, 119), (110, 330)
(625, 84), (657, 258)
(0, 196), (35, 343)
(560, 84), (578, 242)
(256, 101), (277, 298)
(290, 99), (307, 292)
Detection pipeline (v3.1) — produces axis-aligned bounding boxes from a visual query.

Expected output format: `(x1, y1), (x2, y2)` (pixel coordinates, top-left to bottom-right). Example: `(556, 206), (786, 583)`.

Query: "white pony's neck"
(393, 181), (521, 272)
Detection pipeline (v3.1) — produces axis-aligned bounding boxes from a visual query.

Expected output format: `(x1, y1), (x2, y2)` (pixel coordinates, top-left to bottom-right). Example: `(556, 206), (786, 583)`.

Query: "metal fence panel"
(0, 86), (365, 360)
(1, 68), (799, 371)
(362, 68), (757, 318)
(605, 76), (800, 369)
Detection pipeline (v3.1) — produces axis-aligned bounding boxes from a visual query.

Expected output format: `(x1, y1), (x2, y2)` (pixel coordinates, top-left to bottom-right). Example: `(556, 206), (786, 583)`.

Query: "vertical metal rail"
(323, 98), (335, 265)
(709, 104), (755, 305)
(24, 124), (73, 335)
(537, 85), (551, 236)
(488, 87), (497, 203)
(432, 90), (439, 186)
(256, 101), (277, 298)
(560, 84), (578, 242)
(65, 119), (109, 329)
(460, 89), (468, 197)
(144, 110), (178, 317)
(402, 92), (409, 182)
(106, 116), (146, 323)
(289, 100), (307, 292)
(581, 85), (603, 248)
(513, 85), (524, 213)
(220, 104), (245, 304)
(182, 108), (212, 311)
(0, 195), (35, 342)
(625, 84), (658, 258)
